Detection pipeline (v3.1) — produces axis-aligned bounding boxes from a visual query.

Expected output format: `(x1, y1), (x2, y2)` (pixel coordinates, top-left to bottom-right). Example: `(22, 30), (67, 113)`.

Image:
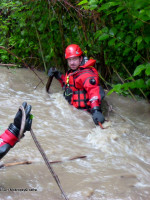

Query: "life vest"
(63, 59), (102, 110)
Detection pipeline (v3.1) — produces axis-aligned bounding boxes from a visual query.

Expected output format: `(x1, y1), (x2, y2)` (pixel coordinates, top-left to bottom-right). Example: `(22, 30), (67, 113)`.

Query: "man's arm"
(82, 72), (105, 124)
(0, 102), (32, 160)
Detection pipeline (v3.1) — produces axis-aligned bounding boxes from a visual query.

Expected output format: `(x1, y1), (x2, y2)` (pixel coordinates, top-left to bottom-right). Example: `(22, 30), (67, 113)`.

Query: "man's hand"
(8, 102), (32, 137)
(91, 108), (105, 125)
(48, 68), (62, 79)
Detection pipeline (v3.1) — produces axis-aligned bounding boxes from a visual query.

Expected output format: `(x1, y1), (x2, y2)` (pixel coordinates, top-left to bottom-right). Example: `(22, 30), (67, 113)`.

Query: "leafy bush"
(79, 0), (150, 99)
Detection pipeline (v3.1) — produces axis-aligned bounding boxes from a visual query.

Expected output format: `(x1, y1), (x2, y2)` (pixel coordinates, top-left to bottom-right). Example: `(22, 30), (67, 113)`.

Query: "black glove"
(8, 102), (32, 137)
(91, 107), (105, 125)
(48, 67), (62, 79)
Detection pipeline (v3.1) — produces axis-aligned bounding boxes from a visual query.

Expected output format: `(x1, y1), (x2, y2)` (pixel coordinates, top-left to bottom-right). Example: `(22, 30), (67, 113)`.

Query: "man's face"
(67, 56), (82, 70)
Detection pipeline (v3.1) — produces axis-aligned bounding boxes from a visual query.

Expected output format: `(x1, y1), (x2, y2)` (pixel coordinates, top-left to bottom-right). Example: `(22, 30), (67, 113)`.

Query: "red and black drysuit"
(57, 58), (105, 112)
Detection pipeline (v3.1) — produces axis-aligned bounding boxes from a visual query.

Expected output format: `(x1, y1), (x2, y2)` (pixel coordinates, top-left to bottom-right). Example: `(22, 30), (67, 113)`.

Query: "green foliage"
(108, 63), (150, 97)
(0, 0), (74, 70)
(133, 63), (150, 76)
(79, 0), (150, 99)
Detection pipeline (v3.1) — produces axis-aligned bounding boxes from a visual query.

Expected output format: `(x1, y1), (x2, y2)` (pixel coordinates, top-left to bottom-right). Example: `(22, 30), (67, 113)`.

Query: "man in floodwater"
(0, 102), (32, 159)
(48, 44), (105, 125)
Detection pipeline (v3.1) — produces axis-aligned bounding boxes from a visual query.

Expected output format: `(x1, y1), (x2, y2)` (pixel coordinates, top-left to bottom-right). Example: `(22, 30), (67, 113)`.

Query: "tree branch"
(0, 46), (44, 85)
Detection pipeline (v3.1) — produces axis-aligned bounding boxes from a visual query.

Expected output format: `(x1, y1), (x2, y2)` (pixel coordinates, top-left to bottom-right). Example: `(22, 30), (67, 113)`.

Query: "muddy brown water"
(0, 67), (150, 200)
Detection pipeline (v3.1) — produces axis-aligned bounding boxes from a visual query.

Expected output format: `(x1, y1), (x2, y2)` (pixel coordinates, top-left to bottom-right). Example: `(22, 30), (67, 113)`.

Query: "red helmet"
(65, 44), (83, 59)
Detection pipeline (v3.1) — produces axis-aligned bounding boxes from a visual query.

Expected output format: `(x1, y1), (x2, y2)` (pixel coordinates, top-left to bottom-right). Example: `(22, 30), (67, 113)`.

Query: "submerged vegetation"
(0, 0), (150, 100)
